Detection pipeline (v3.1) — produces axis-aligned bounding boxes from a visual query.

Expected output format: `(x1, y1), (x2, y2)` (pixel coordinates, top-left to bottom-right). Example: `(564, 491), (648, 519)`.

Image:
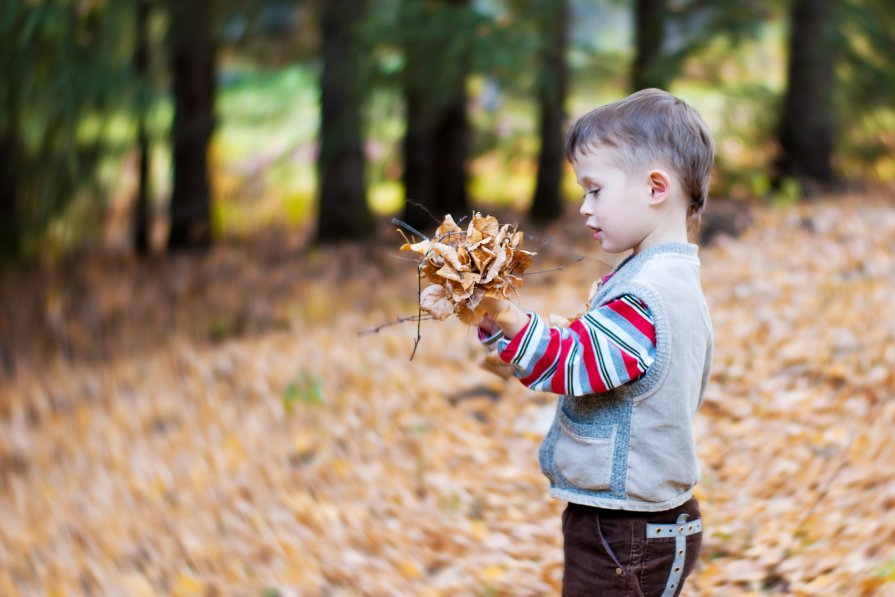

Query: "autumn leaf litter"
(2, 195), (895, 595)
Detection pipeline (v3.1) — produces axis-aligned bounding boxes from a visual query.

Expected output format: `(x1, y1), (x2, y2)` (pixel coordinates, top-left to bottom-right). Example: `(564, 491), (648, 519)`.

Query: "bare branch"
(522, 228), (615, 270)
(405, 199), (444, 226)
(391, 217), (429, 241)
(387, 252), (423, 263)
(409, 262), (423, 360)
(526, 255), (585, 275)
(357, 313), (435, 336)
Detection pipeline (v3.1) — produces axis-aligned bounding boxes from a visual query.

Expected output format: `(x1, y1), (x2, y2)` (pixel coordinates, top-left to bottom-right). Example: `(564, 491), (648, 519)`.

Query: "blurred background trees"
(529, 0), (569, 222)
(1, 1), (132, 264)
(1, 0), (894, 267)
(315, 0), (372, 242)
(166, 0), (217, 251)
(396, 0), (476, 231)
(773, 0), (837, 192)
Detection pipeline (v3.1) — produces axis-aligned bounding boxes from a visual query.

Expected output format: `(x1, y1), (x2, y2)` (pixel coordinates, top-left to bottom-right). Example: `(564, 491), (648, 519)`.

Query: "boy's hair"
(565, 88), (715, 219)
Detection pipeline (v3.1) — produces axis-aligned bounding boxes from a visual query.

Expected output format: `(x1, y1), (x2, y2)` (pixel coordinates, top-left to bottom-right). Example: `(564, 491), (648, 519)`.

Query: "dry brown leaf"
(450, 284), (474, 303)
(466, 287), (486, 310)
(436, 214), (463, 238)
(400, 239), (431, 254)
(431, 243), (465, 271)
(471, 213), (499, 238)
(435, 265), (464, 284)
(419, 284), (454, 320)
(481, 245), (509, 285)
(455, 304), (478, 325)
(471, 246), (495, 273)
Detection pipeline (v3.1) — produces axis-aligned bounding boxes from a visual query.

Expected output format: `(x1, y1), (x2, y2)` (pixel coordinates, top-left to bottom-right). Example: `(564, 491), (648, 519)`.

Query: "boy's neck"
(633, 220), (690, 255)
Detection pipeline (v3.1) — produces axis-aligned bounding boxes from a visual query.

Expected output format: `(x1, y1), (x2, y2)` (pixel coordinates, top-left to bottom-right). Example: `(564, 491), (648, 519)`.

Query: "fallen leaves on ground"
(1, 194), (895, 595)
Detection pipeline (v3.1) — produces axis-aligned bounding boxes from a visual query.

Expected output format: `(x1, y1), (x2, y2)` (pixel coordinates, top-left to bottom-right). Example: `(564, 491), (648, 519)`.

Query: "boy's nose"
(579, 203), (592, 217)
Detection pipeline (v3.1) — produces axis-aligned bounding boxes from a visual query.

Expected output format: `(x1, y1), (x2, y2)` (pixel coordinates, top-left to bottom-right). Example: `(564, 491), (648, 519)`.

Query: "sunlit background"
(2, 0), (893, 258)
(2, 0), (895, 595)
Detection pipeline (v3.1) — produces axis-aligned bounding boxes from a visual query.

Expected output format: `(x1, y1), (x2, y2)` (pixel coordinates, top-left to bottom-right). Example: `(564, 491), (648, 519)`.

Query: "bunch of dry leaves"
(400, 213), (535, 323)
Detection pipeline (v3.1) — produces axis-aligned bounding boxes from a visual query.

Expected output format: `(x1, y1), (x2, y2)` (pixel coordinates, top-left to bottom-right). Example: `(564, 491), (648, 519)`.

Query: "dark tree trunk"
(432, 86), (470, 221)
(167, 0), (215, 251)
(633, 0), (668, 91)
(315, 0), (372, 243)
(0, 129), (20, 266)
(402, 85), (437, 232)
(773, 0), (836, 193)
(401, 0), (470, 233)
(530, 0), (569, 223)
(133, 0), (151, 256)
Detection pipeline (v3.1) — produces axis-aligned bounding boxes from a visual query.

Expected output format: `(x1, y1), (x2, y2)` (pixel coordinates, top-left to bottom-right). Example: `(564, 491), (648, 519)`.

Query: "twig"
(523, 227), (569, 252)
(409, 262), (423, 360)
(391, 217), (429, 241)
(524, 228), (616, 271)
(387, 252), (423, 263)
(405, 199), (444, 225)
(357, 313), (435, 336)
(526, 255), (586, 275)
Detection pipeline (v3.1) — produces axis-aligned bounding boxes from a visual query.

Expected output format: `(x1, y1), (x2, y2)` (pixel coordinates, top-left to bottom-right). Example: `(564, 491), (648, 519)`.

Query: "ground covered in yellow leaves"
(2, 194), (895, 596)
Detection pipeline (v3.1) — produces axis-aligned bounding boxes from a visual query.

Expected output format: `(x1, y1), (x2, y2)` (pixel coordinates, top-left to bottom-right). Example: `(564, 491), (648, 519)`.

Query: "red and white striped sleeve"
(492, 295), (656, 396)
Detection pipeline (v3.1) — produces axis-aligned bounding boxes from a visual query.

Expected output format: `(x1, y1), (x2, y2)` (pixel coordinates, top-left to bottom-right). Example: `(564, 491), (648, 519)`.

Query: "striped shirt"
(479, 293), (656, 396)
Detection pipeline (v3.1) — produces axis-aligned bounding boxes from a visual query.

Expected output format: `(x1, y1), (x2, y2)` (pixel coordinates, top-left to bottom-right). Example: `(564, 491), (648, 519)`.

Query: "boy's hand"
(480, 297), (530, 340)
(478, 353), (515, 379)
(478, 312), (501, 337)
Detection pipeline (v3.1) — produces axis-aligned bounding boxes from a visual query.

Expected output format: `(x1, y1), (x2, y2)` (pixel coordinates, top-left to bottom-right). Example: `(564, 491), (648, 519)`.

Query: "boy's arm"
(478, 296), (656, 396)
(479, 297), (530, 339)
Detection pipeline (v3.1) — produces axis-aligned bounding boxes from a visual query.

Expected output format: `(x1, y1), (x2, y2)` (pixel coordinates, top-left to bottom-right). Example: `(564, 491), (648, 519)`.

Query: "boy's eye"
(582, 189), (601, 199)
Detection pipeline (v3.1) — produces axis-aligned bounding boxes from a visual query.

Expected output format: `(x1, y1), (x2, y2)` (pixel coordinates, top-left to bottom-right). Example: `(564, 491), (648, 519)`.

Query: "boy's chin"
(592, 235), (615, 250)
(597, 240), (633, 254)
(592, 231), (616, 250)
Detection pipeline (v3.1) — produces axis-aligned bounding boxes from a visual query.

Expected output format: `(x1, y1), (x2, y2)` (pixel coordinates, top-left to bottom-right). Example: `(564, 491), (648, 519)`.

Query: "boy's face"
(572, 146), (656, 255)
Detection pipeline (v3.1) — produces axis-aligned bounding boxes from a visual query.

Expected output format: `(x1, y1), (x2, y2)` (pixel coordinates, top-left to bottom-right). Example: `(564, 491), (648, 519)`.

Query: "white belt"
(645, 513), (702, 597)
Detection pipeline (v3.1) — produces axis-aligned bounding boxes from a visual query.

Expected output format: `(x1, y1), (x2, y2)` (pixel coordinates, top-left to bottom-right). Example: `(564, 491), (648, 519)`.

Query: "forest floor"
(2, 192), (895, 596)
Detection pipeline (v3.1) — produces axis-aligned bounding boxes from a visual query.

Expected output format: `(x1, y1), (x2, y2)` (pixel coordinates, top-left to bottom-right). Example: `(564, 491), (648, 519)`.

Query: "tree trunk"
(315, 0), (373, 243)
(133, 0), (151, 256)
(401, 0), (470, 233)
(401, 84), (437, 232)
(632, 0), (668, 91)
(167, 0), (215, 251)
(530, 0), (569, 223)
(773, 0), (836, 193)
(432, 81), (470, 220)
(432, 0), (471, 221)
(0, 129), (20, 266)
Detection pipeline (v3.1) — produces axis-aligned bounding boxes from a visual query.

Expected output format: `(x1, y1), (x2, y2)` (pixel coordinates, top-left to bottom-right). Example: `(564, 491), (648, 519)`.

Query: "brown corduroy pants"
(561, 497), (702, 596)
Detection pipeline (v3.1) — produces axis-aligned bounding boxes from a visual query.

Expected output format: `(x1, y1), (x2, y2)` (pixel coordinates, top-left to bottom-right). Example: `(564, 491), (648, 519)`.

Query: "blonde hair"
(565, 88), (715, 220)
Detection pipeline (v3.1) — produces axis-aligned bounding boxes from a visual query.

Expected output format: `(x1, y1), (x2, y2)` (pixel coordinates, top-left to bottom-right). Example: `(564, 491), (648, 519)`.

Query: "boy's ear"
(647, 169), (672, 205)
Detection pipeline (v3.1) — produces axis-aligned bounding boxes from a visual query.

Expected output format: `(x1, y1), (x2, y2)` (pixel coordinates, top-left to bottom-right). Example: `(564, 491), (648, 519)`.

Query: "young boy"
(477, 88), (714, 595)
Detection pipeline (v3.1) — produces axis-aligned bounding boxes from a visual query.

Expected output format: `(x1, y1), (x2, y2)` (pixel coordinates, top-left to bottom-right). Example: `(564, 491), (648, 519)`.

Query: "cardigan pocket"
(554, 416), (617, 491)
